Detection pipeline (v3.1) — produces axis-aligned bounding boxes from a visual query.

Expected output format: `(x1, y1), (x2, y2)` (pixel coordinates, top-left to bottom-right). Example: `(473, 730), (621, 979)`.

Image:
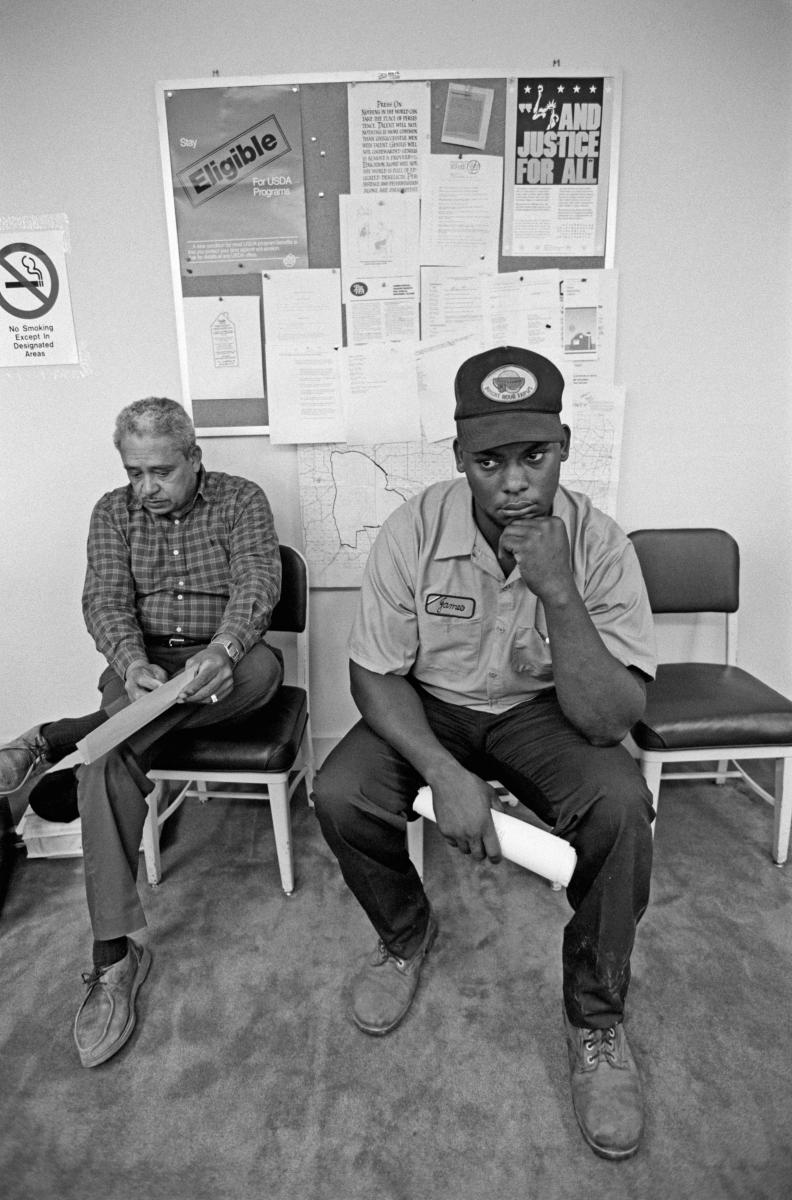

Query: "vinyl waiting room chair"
(141, 544), (314, 895)
(626, 528), (792, 865)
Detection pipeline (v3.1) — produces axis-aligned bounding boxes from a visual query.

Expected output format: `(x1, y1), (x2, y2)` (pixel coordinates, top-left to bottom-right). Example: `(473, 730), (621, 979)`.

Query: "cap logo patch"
(481, 365), (538, 403)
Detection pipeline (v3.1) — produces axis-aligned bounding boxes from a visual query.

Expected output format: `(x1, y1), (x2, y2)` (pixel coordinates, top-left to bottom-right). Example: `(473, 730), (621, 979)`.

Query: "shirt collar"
(434, 478), (479, 559)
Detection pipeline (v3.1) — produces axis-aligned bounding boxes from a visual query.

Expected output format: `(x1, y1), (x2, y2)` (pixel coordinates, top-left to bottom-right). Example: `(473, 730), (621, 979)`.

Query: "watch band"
(213, 637), (241, 664)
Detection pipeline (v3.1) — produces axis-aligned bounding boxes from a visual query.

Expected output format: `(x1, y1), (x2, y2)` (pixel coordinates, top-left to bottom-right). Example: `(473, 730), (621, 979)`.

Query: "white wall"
(2, 0), (791, 747)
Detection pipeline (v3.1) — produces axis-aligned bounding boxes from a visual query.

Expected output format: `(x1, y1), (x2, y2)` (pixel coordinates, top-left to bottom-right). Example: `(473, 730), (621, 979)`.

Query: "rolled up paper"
(414, 786), (577, 887)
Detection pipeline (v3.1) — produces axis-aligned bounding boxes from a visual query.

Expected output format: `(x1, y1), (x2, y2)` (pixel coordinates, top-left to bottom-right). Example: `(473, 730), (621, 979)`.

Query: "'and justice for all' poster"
(503, 77), (612, 258)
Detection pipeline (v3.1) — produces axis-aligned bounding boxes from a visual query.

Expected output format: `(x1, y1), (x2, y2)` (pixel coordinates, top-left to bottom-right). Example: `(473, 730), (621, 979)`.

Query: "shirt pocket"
(511, 625), (553, 680)
(418, 615), (483, 677)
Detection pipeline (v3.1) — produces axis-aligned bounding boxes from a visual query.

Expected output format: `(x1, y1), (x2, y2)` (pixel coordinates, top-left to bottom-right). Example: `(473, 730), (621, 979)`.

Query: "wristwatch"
(212, 637), (241, 665)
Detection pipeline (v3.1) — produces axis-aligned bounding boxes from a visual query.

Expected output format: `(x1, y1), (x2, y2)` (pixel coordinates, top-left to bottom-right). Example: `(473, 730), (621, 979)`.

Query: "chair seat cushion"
(150, 686), (308, 773)
(632, 664), (792, 750)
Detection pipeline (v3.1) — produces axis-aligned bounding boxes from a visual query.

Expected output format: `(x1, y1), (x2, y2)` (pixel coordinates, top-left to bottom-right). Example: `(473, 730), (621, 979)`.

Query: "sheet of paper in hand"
(76, 666), (200, 764)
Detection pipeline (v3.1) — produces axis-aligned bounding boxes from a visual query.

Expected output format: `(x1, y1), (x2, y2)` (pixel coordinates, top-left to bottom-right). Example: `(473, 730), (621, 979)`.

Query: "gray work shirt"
(349, 477), (657, 713)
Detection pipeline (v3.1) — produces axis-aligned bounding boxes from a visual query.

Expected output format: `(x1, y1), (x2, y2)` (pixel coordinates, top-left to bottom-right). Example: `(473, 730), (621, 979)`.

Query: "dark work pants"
(313, 687), (654, 1029)
(78, 643), (283, 940)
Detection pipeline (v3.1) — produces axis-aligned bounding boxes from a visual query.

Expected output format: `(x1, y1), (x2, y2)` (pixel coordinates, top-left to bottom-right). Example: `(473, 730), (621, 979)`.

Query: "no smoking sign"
(0, 242), (59, 319)
(0, 228), (79, 366)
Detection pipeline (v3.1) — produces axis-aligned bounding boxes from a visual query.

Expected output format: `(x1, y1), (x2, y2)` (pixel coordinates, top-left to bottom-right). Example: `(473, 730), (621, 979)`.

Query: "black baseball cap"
(454, 346), (565, 451)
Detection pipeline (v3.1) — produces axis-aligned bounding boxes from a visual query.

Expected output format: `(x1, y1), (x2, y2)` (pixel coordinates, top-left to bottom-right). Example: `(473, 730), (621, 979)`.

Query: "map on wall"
(297, 441), (456, 588)
(560, 393), (625, 518)
(297, 401), (625, 589)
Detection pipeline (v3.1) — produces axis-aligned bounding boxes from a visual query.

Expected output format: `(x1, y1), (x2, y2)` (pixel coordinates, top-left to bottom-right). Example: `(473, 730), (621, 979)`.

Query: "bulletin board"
(156, 67), (621, 438)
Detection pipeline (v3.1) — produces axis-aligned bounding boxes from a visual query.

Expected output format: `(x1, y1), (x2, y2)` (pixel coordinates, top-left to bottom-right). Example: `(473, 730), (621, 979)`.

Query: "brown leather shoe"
(564, 1011), (644, 1160)
(74, 941), (151, 1067)
(0, 725), (52, 795)
(349, 913), (438, 1036)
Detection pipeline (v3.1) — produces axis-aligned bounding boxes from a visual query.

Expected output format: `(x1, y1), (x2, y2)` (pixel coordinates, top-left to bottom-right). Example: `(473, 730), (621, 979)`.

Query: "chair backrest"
(628, 528), (739, 614)
(270, 544), (308, 633)
(628, 527), (740, 667)
(268, 545), (310, 691)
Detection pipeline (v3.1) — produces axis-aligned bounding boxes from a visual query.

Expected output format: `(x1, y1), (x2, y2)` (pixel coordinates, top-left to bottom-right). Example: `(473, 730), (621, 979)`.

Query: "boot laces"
(81, 960), (116, 988)
(374, 940), (406, 969)
(583, 1025), (618, 1067)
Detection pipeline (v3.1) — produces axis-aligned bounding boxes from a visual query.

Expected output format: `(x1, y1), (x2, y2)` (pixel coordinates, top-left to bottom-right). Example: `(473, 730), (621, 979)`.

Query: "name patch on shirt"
(425, 593), (476, 619)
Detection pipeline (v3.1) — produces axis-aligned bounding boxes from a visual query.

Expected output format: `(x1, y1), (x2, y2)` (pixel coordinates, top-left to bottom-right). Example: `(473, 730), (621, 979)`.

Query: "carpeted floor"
(1, 771), (790, 1200)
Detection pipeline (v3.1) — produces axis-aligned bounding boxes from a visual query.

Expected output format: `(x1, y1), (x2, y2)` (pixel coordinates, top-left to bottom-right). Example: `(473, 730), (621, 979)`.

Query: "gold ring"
(210, 694), (218, 704)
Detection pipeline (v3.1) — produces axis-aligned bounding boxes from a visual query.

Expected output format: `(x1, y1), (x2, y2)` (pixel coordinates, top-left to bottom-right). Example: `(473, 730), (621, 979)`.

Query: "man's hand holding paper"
(125, 662), (168, 702)
(177, 644), (235, 705)
(77, 664), (200, 764)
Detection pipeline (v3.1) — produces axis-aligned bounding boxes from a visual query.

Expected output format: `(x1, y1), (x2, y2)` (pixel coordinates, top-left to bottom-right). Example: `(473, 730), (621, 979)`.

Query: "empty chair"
(627, 528), (792, 864)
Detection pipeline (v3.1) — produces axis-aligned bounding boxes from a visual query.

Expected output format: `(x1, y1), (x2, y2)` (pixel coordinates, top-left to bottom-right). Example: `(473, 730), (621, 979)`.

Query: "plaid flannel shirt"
(82, 469), (281, 679)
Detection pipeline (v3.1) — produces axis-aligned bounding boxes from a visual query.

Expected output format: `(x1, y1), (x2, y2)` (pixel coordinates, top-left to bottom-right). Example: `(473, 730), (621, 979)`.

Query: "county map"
(298, 441), (455, 588)
(298, 411), (622, 588)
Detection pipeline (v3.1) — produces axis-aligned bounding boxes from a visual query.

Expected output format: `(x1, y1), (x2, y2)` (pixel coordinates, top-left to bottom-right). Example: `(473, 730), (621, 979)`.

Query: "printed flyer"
(164, 84), (309, 277)
(347, 81), (431, 194)
(503, 76), (613, 258)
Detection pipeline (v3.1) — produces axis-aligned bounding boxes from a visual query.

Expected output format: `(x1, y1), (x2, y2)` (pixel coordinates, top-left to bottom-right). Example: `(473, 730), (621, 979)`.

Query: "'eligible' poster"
(164, 84), (309, 277)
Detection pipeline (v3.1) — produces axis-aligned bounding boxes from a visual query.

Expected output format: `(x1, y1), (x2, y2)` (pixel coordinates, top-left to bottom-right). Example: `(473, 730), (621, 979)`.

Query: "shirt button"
(173, 549), (179, 556)
(177, 594), (183, 600)
(178, 580), (184, 586)
(176, 626), (183, 633)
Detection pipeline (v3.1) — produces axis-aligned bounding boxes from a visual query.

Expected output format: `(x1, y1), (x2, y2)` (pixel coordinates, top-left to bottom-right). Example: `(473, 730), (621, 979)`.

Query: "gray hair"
(113, 397), (197, 455)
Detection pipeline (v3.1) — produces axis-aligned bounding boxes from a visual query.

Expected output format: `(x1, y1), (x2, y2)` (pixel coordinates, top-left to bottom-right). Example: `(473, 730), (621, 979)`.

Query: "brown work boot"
(74, 941), (151, 1067)
(0, 725), (52, 795)
(348, 912), (438, 1036)
(564, 1011), (644, 1160)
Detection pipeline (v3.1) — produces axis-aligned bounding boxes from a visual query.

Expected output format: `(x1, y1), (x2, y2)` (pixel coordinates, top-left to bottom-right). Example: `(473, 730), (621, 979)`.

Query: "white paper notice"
(483, 268), (561, 361)
(183, 296), (263, 400)
(346, 295), (420, 346)
(420, 266), (487, 341)
(559, 268), (618, 384)
(339, 193), (420, 344)
(339, 194), (419, 294)
(266, 344), (345, 444)
(347, 81), (431, 194)
(420, 154), (502, 267)
(342, 342), (421, 443)
(262, 269), (342, 346)
(441, 83), (495, 150)
(416, 333), (484, 443)
(263, 269), (345, 444)
(555, 270), (623, 517)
